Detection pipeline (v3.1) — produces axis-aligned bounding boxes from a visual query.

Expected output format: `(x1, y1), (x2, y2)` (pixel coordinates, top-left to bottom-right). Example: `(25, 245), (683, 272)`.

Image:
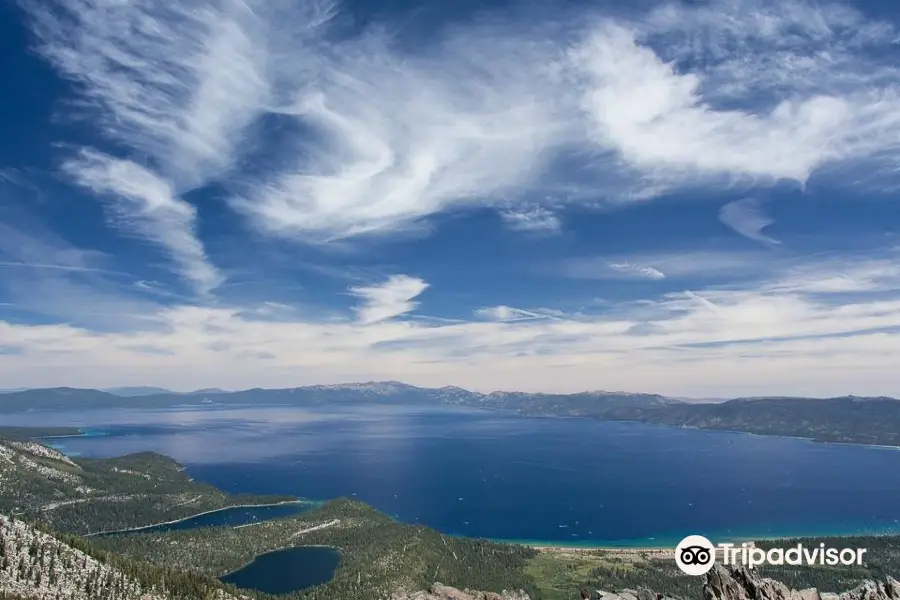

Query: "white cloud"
(719, 198), (780, 246)
(22, 0), (900, 245)
(3, 250), (900, 396)
(642, 0), (900, 101)
(570, 21), (900, 185)
(768, 256), (900, 295)
(0, 221), (118, 277)
(21, 0), (277, 292)
(231, 23), (570, 242)
(499, 207), (562, 233)
(474, 306), (560, 322)
(349, 275), (429, 325)
(608, 262), (667, 280)
(63, 150), (222, 294)
(237, 0), (900, 239)
(0, 222), (159, 328)
(24, 0), (270, 189)
(8, 0), (900, 397)
(561, 251), (777, 281)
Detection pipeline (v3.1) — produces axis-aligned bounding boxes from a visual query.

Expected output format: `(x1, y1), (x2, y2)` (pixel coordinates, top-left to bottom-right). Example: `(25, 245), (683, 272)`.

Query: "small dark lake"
(220, 546), (341, 594)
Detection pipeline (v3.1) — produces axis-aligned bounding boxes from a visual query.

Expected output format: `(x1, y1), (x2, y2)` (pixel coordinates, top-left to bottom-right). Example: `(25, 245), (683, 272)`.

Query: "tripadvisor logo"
(675, 535), (716, 576)
(674, 535), (868, 576)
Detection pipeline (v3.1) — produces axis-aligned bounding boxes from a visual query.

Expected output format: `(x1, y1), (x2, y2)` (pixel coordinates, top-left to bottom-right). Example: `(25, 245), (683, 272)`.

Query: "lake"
(6, 403), (900, 546)
(88, 502), (316, 536)
(220, 546), (341, 594)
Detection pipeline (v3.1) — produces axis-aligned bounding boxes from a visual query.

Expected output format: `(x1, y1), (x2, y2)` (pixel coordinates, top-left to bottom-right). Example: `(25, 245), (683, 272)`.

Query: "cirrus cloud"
(21, 0), (900, 251)
(719, 198), (781, 246)
(349, 275), (429, 325)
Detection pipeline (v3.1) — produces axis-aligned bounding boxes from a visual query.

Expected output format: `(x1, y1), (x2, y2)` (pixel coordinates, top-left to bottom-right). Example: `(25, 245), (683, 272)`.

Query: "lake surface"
(6, 403), (900, 545)
(220, 546), (340, 594)
(90, 502), (315, 536)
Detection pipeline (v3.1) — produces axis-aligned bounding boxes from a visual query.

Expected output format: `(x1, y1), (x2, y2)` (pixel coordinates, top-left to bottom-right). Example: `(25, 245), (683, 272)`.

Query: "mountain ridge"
(2, 383), (900, 446)
(3, 382), (897, 402)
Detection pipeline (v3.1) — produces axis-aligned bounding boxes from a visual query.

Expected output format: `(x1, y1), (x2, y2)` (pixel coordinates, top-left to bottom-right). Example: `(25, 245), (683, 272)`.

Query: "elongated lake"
(89, 502), (315, 536)
(220, 546), (341, 594)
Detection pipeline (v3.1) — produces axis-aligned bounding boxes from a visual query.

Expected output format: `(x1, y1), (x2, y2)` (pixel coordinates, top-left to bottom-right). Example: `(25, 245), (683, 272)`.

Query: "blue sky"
(1, 0), (900, 396)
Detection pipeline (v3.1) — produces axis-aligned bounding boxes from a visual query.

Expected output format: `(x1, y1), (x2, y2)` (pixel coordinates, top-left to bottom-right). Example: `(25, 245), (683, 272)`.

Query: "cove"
(91, 502), (315, 537)
(220, 546), (341, 594)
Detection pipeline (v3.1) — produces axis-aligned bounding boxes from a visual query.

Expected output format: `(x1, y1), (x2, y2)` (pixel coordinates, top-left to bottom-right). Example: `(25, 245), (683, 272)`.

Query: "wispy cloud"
(349, 275), (429, 325)
(242, 0), (900, 238)
(719, 198), (780, 246)
(499, 207), (562, 234)
(22, 0), (900, 246)
(560, 251), (772, 281)
(3, 248), (900, 396)
(7, 0), (900, 396)
(20, 0), (276, 292)
(571, 20), (900, 187)
(231, 22), (569, 242)
(474, 306), (563, 322)
(24, 0), (270, 189)
(0, 261), (124, 275)
(62, 150), (222, 294)
(608, 262), (667, 280)
(0, 221), (159, 328)
(642, 0), (900, 101)
(0, 217), (118, 275)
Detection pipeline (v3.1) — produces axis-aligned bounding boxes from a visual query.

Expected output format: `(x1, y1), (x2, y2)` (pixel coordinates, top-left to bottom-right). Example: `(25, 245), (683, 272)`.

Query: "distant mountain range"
(101, 386), (230, 396)
(0, 386), (233, 396)
(100, 386), (175, 396)
(1, 382), (899, 446)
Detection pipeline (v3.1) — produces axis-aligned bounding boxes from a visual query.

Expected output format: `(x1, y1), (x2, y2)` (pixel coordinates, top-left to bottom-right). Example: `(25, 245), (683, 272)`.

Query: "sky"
(1, 0), (900, 397)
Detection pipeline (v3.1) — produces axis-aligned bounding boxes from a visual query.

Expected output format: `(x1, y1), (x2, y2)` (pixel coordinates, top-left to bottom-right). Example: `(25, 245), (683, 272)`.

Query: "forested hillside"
(0, 513), (240, 600)
(0, 436), (295, 535)
(95, 498), (542, 600)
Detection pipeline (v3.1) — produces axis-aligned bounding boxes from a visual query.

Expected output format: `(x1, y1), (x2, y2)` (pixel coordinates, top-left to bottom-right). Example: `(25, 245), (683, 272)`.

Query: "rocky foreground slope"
(1, 512), (165, 600)
(0, 513), (238, 600)
(701, 564), (900, 600)
(393, 563), (900, 600)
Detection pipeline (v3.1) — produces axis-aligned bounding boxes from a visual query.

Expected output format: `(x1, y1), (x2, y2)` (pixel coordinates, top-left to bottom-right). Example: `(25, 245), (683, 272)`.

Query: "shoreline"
(20, 412), (900, 452)
(511, 528), (900, 554)
(84, 499), (314, 537)
(442, 406), (900, 451)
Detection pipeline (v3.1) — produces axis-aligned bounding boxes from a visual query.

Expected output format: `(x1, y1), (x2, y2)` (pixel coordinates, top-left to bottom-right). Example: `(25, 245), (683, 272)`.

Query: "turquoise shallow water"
(8, 404), (900, 546)
(44, 429), (111, 456)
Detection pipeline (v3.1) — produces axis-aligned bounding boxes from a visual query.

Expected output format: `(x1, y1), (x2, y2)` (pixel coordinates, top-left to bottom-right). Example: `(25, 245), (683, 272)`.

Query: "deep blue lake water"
(6, 403), (900, 546)
(220, 546), (341, 594)
(90, 502), (315, 536)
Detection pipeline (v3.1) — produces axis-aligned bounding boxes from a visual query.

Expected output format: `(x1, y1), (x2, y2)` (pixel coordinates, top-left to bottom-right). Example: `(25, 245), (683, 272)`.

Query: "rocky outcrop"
(594, 586), (677, 600)
(391, 582), (530, 600)
(393, 567), (900, 600)
(702, 564), (900, 600)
